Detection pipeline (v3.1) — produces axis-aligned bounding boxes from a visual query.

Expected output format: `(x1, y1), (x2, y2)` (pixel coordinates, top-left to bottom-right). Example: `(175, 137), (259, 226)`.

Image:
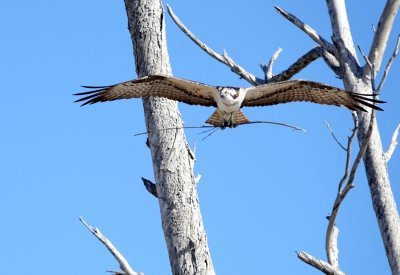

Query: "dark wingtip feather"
(74, 85), (113, 106)
(350, 93), (385, 111)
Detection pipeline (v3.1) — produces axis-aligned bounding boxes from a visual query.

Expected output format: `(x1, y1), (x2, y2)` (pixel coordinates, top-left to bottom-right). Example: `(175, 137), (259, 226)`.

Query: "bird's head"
(217, 87), (240, 100)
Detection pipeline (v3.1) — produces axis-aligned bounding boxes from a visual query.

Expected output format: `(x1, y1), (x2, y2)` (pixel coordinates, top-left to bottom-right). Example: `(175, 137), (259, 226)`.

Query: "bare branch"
(326, 108), (376, 266)
(385, 123), (400, 162)
(269, 47), (328, 82)
(349, 110), (376, 184)
(222, 50), (261, 85)
(364, 0), (400, 78)
(166, 4), (261, 85)
(274, 6), (337, 56)
(321, 50), (341, 76)
(296, 251), (346, 275)
(326, 113), (357, 265)
(326, 0), (361, 80)
(261, 48), (282, 80)
(142, 177), (158, 198)
(327, 223), (339, 268)
(168, 5), (331, 85)
(324, 121), (347, 151)
(376, 34), (400, 93)
(79, 217), (144, 275)
(358, 45), (377, 90)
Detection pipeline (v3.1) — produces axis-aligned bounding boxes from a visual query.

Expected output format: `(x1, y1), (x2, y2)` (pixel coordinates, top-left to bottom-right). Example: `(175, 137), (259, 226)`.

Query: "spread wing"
(74, 75), (217, 107)
(242, 80), (383, 111)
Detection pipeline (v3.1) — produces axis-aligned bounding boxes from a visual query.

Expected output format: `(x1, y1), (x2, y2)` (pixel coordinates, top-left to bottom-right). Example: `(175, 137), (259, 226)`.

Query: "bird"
(74, 74), (384, 128)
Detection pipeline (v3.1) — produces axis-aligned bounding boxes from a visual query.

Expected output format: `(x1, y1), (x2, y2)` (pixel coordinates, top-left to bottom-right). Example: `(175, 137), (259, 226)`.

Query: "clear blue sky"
(1, 1), (399, 274)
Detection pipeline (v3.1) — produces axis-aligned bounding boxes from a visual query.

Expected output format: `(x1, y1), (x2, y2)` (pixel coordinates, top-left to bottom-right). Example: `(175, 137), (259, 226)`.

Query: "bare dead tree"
(79, 1), (399, 274)
(166, 1), (400, 274)
(123, 0), (215, 274)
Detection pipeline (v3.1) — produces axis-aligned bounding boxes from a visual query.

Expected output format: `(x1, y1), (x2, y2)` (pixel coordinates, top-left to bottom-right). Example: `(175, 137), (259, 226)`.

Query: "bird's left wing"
(75, 75), (217, 107)
(242, 80), (383, 111)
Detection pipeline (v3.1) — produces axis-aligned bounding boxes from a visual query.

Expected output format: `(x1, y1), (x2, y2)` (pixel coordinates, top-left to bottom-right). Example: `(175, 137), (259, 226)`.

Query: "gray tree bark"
(326, 1), (400, 274)
(124, 1), (215, 274)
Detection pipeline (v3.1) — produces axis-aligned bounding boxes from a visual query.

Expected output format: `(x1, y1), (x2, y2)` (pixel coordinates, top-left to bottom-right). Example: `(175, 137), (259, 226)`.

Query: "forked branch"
(364, 0), (400, 78)
(274, 6), (337, 56)
(326, 109), (376, 267)
(167, 4), (327, 85)
(166, 4), (261, 85)
(80, 217), (144, 275)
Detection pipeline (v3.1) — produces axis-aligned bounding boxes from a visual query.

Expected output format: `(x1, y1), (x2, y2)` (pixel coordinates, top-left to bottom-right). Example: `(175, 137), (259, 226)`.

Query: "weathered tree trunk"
(124, 1), (215, 274)
(326, 1), (400, 273)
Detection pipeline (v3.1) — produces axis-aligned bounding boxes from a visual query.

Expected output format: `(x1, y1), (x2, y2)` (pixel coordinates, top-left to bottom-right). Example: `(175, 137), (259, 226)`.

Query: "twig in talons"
(296, 251), (346, 275)
(134, 125), (214, 137)
(141, 177), (158, 198)
(79, 217), (144, 275)
(324, 121), (347, 151)
(240, 120), (306, 132)
(385, 123), (400, 162)
(274, 6), (337, 56)
(376, 34), (400, 94)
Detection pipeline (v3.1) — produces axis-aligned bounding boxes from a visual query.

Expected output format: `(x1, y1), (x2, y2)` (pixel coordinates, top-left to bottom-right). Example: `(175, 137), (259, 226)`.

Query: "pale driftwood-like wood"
(80, 217), (143, 275)
(326, 0), (400, 274)
(275, 1), (400, 273)
(274, 6), (337, 57)
(296, 251), (346, 275)
(124, 1), (215, 274)
(166, 5), (261, 85)
(385, 124), (400, 162)
(377, 35), (400, 93)
(262, 47), (282, 80)
(364, 1), (400, 78)
(167, 5), (329, 85)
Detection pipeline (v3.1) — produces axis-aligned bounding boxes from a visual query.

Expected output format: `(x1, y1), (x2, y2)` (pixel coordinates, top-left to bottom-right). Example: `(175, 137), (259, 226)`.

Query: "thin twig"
(296, 251), (346, 275)
(274, 6), (337, 56)
(385, 123), (400, 162)
(166, 4), (261, 85)
(79, 217), (144, 275)
(325, 113), (358, 266)
(376, 34), (400, 93)
(358, 45), (377, 91)
(326, 107), (376, 266)
(239, 120), (306, 132)
(134, 120), (306, 137)
(134, 125), (213, 136)
(324, 121), (347, 151)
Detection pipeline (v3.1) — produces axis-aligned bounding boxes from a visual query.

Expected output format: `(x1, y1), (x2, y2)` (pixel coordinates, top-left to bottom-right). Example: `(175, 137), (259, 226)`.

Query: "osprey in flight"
(75, 75), (383, 128)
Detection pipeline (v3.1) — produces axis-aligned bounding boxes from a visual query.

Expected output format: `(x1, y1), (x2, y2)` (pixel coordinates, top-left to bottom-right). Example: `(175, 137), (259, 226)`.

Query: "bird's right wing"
(74, 75), (218, 107)
(242, 80), (384, 111)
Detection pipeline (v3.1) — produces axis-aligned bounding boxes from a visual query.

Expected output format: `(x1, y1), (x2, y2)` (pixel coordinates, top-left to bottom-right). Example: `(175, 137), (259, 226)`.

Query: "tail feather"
(205, 110), (250, 127)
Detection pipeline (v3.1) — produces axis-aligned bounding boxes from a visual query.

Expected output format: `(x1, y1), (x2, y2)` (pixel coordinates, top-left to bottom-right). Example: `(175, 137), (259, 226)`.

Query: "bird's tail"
(205, 110), (250, 127)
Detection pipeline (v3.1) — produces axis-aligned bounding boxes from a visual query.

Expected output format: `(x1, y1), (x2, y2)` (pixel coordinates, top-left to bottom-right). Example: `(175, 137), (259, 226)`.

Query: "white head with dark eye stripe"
(215, 87), (246, 112)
